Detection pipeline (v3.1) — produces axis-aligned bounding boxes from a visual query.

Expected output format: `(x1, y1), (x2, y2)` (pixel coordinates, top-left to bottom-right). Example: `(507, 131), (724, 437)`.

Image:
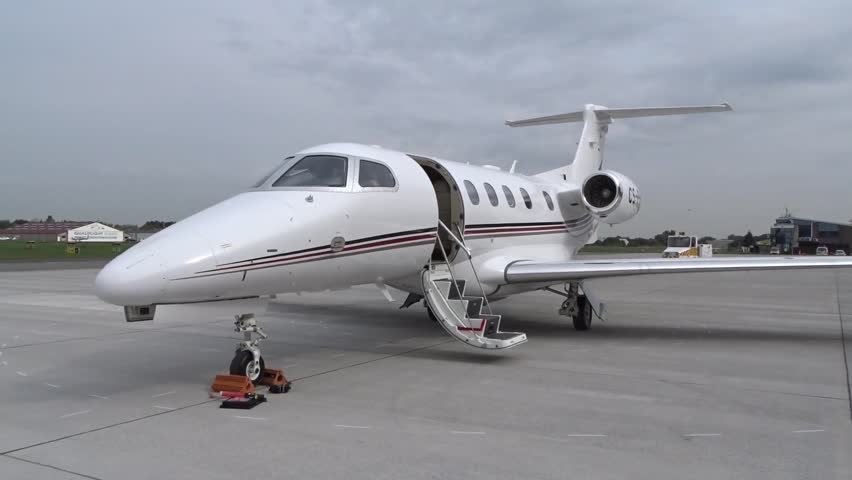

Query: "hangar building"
(770, 214), (852, 254)
(0, 221), (90, 242)
(64, 222), (125, 243)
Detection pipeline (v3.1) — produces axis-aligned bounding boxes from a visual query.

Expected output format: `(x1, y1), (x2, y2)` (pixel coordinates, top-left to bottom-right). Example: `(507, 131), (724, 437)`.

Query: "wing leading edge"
(504, 256), (852, 283)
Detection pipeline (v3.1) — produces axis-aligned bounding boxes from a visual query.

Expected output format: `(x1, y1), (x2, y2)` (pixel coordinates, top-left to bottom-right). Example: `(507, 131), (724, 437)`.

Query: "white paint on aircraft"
(92, 102), (852, 350)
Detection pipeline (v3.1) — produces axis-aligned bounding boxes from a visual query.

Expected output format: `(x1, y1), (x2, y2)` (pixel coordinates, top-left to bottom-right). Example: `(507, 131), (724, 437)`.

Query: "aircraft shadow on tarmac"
(268, 301), (431, 325)
(268, 300), (847, 345)
(499, 317), (846, 344)
(272, 303), (840, 348)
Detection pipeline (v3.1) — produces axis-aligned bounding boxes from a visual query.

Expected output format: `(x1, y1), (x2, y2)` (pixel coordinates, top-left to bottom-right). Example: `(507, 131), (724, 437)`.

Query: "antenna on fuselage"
(509, 160), (518, 174)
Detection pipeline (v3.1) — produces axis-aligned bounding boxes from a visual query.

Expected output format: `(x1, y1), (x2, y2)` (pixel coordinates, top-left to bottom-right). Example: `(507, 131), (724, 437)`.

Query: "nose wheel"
(231, 313), (268, 384)
(230, 349), (265, 383)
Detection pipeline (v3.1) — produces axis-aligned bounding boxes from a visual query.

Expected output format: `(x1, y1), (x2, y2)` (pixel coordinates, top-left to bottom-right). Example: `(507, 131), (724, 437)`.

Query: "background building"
(65, 222), (125, 243)
(770, 213), (852, 254)
(0, 221), (90, 242)
(124, 230), (160, 242)
(711, 238), (733, 253)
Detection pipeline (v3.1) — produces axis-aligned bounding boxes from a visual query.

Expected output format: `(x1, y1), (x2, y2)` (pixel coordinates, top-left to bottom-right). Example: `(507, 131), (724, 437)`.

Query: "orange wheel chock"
(210, 374), (255, 396)
(259, 368), (291, 394)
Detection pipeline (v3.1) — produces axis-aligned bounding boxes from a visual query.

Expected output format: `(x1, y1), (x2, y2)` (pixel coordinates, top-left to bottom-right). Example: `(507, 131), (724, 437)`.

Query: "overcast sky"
(1, 1), (850, 237)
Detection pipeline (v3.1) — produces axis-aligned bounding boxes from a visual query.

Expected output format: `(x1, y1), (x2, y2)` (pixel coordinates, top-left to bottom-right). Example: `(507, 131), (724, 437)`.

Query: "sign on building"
(67, 223), (124, 243)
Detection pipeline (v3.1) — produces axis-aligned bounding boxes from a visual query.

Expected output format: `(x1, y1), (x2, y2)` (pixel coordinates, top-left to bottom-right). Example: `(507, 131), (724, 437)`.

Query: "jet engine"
(580, 170), (641, 224)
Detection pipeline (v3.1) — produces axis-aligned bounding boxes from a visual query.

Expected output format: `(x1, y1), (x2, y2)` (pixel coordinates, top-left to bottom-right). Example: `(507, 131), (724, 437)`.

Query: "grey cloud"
(1, 0), (850, 237)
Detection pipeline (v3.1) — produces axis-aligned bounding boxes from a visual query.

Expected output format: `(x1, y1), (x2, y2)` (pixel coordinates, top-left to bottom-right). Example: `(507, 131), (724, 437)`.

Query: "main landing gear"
(550, 282), (594, 331)
(230, 313), (267, 383)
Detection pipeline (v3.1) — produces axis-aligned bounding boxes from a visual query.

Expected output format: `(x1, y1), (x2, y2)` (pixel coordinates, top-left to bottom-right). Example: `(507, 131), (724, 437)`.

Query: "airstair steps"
(446, 280), (466, 299)
(464, 297), (483, 317)
(422, 264), (527, 350)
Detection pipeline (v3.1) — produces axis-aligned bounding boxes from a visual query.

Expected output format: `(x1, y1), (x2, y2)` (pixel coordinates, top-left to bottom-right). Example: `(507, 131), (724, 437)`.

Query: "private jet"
(95, 103), (852, 382)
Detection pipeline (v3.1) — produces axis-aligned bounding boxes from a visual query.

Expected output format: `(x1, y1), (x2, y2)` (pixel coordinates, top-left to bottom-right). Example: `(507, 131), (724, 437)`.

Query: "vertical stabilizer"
(566, 105), (608, 182)
(505, 103), (731, 183)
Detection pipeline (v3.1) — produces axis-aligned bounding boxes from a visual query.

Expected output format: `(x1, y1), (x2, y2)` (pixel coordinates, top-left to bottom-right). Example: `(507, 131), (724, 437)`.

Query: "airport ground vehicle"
(816, 246), (829, 256)
(835, 250), (846, 256)
(662, 234), (712, 258)
(770, 246), (780, 255)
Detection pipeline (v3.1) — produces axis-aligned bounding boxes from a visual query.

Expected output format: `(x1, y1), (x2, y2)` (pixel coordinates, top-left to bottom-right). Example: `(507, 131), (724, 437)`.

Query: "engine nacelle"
(580, 170), (641, 224)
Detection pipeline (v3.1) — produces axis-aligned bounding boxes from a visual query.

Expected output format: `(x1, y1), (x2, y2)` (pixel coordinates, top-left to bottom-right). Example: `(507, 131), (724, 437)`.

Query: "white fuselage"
(94, 143), (600, 306)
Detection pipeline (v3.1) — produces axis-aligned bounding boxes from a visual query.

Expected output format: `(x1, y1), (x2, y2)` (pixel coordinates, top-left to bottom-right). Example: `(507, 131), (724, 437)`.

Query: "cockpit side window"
(358, 160), (396, 188)
(252, 156), (294, 188)
(272, 155), (348, 188)
(464, 180), (480, 205)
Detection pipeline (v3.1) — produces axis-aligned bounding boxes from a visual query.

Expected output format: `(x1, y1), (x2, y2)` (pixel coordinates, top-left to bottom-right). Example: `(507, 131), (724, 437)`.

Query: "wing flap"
(505, 257), (852, 283)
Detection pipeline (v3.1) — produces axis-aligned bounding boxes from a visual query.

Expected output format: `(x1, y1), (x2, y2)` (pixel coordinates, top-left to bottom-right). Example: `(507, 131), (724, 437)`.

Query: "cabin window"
(543, 191), (554, 210)
(520, 187), (532, 209)
(358, 160), (396, 188)
(464, 180), (480, 205)
(502, 185), (516, 208)
(272, 155), (348, 187)
(484, 183), (499, 206)
(252, 156), (294, 188)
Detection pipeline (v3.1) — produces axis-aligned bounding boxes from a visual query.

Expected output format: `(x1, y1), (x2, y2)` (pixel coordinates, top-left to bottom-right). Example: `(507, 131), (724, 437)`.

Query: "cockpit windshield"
(251, 156), (293, 188)
(667, 236), (692, 248)
(272, 155), (348, 188)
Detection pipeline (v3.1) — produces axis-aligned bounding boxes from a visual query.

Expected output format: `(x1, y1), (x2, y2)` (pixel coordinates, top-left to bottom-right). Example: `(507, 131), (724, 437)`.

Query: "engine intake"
(582, 174), (618, 209)
(580, 170), (640, 224)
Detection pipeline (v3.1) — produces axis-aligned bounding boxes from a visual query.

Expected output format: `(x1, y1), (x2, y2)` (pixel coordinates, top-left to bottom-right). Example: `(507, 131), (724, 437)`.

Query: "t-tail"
(505, 103), (732, 182)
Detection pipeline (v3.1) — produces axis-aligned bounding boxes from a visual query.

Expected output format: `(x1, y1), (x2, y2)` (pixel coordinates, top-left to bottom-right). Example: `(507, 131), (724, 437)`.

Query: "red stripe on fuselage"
(465, 226), (568, 236)
(191, 233), (436, 277)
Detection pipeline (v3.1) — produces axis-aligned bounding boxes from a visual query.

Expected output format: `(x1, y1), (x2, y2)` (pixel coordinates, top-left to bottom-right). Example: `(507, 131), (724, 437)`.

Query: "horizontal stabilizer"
(505, 103), (732, 127)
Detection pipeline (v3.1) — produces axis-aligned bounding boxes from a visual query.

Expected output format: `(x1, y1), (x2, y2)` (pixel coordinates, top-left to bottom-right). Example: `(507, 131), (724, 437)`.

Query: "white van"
(816, 246), (829, 256)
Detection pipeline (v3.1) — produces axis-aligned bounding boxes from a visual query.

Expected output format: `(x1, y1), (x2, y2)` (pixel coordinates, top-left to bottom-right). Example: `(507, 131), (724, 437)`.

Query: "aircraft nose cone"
(94, 230), (217, 306)
(94, 248), (167, 306)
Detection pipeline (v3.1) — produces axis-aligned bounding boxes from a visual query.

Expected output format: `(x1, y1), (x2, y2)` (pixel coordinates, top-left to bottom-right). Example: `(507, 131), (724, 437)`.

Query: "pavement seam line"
(834, 272), (852, 421)
(656, 378), (848, 402)
(0, 318), (234, 350)
(0, 339), (454, 456)
(0, 399), (219, 456)
(290, 339), (455, 383)
(2, 453), (104, 480)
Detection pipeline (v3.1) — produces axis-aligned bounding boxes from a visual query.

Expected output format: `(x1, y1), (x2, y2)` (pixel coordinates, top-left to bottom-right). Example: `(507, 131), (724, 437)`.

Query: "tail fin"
(506, 103), (731, 182)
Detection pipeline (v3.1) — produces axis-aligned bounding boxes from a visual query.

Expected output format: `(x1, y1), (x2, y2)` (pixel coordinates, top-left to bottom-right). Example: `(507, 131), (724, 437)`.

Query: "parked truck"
(663, 233), (713, 258)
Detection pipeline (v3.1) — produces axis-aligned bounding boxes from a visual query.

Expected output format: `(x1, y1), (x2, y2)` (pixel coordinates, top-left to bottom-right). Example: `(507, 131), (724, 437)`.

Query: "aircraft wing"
(504, 256), (852, 283)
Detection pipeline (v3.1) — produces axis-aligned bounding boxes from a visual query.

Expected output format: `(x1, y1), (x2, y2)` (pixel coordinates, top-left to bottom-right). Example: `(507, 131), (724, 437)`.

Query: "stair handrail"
(437, 221), (471, 256)
(451, 223), (494, 316)
(433, 233), (475, 331)
(437, 220), (494, 317)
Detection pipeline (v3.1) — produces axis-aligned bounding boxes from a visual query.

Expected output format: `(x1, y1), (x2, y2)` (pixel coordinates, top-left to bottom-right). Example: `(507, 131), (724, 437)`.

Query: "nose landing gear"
(230, 313), (267, 383)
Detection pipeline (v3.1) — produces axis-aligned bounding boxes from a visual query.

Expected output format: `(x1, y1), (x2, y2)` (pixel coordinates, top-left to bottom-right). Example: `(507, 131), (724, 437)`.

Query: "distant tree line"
(0, 219), (29, 229)
(139, 220), (175, 231)
(595, 229), (769, 249)
(0, 216), (175, 232)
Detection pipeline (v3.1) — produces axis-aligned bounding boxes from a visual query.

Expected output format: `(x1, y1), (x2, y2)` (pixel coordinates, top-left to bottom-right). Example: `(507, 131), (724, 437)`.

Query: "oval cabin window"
(520, 188), (533, 209)
(543, 191), (554, 210)
(464, 180), (480, 205)
(484, 183), (499, 206)
(502, 185), (516, 208)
